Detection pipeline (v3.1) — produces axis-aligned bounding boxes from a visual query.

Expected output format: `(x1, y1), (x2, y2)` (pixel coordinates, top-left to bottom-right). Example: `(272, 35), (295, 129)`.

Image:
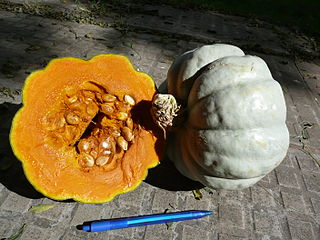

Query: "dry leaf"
(29, 204), (55, 213)
(5, 223), (26, 240)
(164, 208), (173, 229)
(203, 187), (214, 194)
(192, 189), (203, 200)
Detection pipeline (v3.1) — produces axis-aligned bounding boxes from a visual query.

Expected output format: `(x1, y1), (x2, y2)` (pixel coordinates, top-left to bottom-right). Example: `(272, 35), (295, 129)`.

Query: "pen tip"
(198, 210), (213, 217)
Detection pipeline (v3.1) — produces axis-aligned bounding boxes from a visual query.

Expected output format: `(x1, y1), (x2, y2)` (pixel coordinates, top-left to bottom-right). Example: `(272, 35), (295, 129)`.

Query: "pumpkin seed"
(92, 128), (100, 136)
(65, 112), (80, 125)
(64, 125), (78, 143)
(109, 138), (117, 152)
(63, 86), (140, 169)
(69, 101), (85, 111)
(100, 116), (110, 127)
(88, 136), (99, 148)
(52, 115), (66, 130)
(95, 92), (103, 102)
(100, 138), (111, 149)
(126, 118), (133, 129)
(121, 126), (134, 142)
(101, 103), (114, 115)
(102, 93), (117, 102)
(82, 90), (96, 99)
(102, 150), (112, 155)
(81, 81), (102, 93)
(111, 129), (121, 137)
(78, 137), (98, 153)
(124, 94), (135, 105)
(86, 102), (99, 116)
(116, 136), (128, 151)
(67, 95), (78, 104)
(78, 139), (91, 152)
(47, 132), (65, 147)
(115, 101), (130, 112)
(43, 113), (66, 131)
(84, 98), (94, 105)
(79, 153), (95, 167)
(65, 87), (77, 97)
(95, 155), (110, 166)
(90, 149), (98, 159)
(116, 112), (128, 121)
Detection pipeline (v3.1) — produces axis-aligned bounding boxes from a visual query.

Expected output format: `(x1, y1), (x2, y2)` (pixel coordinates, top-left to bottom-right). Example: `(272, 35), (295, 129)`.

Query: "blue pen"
(81, 210), (213, 232)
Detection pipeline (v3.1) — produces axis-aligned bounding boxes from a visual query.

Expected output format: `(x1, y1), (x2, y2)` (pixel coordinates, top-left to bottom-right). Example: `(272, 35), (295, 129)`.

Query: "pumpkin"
(10, 54), (164, 203)
(152, 44), (289, 190)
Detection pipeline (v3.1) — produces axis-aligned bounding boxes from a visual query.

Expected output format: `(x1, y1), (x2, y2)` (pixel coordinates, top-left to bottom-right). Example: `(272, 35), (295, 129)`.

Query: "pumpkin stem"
(150, 94), (181, 139)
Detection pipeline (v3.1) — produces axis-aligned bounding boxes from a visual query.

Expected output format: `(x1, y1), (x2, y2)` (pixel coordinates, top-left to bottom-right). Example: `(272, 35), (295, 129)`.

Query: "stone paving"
(0, 1), (319, 239)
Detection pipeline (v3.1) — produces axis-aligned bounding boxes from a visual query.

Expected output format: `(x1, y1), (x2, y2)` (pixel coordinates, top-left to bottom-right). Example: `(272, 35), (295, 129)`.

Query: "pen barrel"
(83, 210), (213, 232)
(127, 210), (205, 226)
(90, 219), (128, 232)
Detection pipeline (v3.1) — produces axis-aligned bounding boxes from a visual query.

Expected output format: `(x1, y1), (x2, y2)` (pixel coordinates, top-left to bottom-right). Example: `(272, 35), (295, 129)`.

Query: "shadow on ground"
(0, 9), (62, 199)
(0, 11), (63, 88)
(145, 156), (203, 191)
(0, 103), (44, 199)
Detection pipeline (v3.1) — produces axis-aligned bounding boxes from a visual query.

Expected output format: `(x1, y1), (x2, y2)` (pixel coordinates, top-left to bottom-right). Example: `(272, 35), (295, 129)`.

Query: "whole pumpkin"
(160, 44), (289, 190)
(10, 54), (164, 203)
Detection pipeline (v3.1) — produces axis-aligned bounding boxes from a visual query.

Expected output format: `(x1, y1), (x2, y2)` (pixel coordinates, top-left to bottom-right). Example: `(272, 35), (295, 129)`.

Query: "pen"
(80, 210), (213, 232)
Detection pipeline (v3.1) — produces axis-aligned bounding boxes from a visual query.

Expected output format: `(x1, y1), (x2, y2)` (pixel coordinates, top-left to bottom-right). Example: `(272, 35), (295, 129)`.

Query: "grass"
(161, 0), (320, 35)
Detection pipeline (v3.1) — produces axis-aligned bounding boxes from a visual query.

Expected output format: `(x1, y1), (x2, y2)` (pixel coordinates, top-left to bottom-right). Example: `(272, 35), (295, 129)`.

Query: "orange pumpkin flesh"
(10, 54), (164, 203)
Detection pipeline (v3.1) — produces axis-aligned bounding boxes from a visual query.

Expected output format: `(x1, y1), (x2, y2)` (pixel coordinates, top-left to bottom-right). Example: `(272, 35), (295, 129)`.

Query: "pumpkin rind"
(166, 44), (289, 190)
(167, 44), (245, 104)
(10, 54), (164, 203)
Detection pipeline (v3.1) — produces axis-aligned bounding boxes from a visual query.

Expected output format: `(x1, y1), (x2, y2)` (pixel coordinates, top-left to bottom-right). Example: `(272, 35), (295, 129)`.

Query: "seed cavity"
(44, 81), (138, 170)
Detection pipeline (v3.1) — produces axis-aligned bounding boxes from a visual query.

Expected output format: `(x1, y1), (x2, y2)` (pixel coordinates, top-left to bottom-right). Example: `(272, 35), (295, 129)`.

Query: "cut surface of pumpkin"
(10, 54), (164, 203)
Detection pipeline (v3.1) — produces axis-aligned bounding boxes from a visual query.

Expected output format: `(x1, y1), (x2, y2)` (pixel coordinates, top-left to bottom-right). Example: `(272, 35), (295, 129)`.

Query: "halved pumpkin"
(10, 54), (164, 203)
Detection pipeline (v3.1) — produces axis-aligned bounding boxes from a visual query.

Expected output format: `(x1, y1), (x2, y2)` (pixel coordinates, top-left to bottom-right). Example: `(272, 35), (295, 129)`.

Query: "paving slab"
(0, 1), (320, 239)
